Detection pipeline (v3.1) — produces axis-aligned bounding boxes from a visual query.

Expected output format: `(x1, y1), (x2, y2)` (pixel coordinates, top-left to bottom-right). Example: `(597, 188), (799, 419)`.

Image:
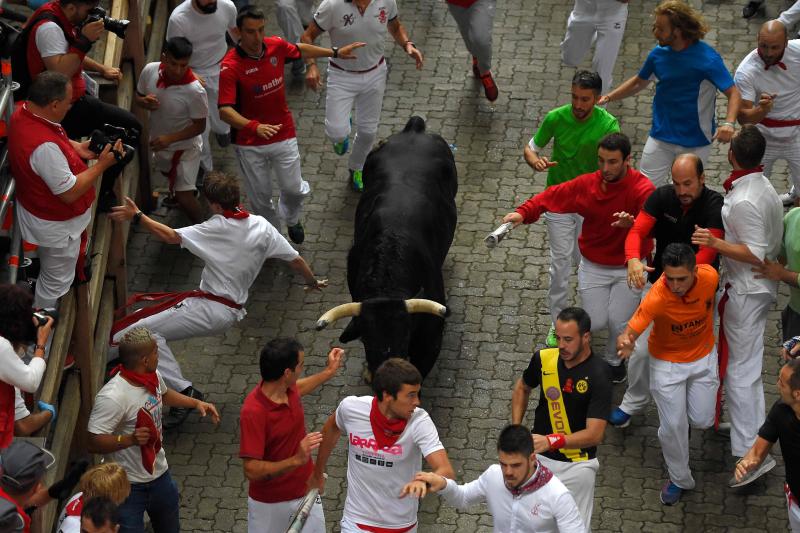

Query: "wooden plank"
(145, 0), (168, 65)
(93, 281), (117, 392)
(103, 0), (130, 68)
(71, 283), (94, 456)
(88, 215), (112, 331)
(37, 290), (75, 406)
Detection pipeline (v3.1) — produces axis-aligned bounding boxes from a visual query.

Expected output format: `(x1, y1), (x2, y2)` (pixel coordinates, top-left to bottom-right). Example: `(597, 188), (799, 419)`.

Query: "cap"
(0, 498), (24, 532)
(0, 441), (55, 493)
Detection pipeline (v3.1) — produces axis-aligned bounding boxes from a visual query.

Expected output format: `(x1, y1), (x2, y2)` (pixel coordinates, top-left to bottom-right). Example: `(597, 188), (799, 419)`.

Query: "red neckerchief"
(369, 397), (408, 450)
(759, 50), (787, 70)
(508, 462), (553, 497)
(222, 206), (250, 219)
(723, 166), (764, 192)
(109, 365), (159, 397)
(156, 63), (197, 89)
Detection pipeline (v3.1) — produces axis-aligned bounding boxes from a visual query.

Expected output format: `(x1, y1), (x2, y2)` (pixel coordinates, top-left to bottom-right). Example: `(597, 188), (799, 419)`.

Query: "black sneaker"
(742, 0), (763, 18)
(609, 363), (627, 384)
(287, 222), (305, 244)
(163, 386), (203, 429)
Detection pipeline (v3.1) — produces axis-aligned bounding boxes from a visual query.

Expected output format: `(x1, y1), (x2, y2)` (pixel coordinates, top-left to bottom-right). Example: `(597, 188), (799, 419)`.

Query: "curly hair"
(0, 284), (36, 347)
(654, 0), (709, 43)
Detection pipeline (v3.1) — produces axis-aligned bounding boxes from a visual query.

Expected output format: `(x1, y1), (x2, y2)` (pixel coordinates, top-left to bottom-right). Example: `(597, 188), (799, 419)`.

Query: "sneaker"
(729, 455), (776, 487)
(609, 407), (632, 428)
(350, 169), (364, 192)
(660, 480), (683, 505)
(163, 386), (204, 429)
(480, 72), (499, 102)
(333, 137), (350, 156)
(287, 221), (305, 244)
(471, 56), (480, 78)
(780, 192), (797, 207)
(161, 194), (179, 208)
(215, 132), (231, 148)
(609, 363), (627, 384)
(742, 0), (763, 18)
(545, 325), (557, 348)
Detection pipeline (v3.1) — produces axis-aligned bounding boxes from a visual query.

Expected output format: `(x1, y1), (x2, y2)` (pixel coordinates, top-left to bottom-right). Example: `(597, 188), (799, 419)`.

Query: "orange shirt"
(628, 264), (719, 363)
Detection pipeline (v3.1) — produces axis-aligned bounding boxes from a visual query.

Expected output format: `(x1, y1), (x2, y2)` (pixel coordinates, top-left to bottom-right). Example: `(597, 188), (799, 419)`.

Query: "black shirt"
(759, 400), (800, 498)
(522, 349), (612, 462)
(643, 185), (724, 282)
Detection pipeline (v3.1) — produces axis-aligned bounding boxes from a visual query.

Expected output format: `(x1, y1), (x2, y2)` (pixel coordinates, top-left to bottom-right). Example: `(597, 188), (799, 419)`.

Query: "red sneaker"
(481, 72), (498, 102)
(472, 56), (480, 78)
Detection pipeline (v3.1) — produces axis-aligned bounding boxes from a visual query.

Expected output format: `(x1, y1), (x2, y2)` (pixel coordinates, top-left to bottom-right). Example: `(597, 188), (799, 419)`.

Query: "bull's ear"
(339, 319), (362, 343)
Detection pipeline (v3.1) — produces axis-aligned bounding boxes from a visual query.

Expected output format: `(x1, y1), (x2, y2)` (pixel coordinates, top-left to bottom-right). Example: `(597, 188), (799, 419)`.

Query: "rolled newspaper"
(285, 474), (327, 532)
(485, 222), (514, 249)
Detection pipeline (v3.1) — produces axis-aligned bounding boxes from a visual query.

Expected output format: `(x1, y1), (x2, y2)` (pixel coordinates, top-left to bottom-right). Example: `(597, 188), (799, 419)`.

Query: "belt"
(330, 56), (385, 74)
(760, 117), (800, 128)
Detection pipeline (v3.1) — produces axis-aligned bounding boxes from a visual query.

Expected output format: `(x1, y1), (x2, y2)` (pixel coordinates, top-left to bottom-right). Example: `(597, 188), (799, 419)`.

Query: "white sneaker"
(780, 192), (797, 207)
(729, 455), (776, 487)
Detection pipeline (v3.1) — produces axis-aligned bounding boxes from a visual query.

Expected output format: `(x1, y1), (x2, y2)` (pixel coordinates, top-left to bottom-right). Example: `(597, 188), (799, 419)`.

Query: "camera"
(88, 124), (138, 165)
(32, 308), (58, 328)
(85, 6), (130, 39)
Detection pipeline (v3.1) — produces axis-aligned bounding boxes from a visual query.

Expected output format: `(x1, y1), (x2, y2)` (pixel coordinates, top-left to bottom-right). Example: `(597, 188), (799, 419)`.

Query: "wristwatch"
(332, 46), (339, 59)
(132, 211), (143, 225)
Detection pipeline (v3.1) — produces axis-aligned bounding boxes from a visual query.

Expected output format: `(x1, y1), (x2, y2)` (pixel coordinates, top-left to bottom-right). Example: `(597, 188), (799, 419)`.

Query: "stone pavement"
(124, 0), (795, 531)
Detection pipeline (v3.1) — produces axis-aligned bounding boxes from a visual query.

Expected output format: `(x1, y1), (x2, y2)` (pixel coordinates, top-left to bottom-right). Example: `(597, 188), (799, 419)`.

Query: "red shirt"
(218, 37), (300, 146)
(239, 382), (312, 503)
(516, 167), (655, 266)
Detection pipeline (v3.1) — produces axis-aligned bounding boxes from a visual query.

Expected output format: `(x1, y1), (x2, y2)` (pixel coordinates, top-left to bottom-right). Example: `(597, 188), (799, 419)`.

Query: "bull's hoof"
(362, 366), (373, 384)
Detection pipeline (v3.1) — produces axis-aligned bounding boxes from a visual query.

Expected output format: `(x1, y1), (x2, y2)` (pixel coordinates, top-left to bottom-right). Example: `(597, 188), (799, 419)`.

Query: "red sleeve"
(515, 175), (587, 224)
(695, 228), (724, 265)
(239, 406), (266, 459)
(625, 211), (657, 261)
(217, 60), (237, 108)
(284, 40), (301, 60)
(634, 175), (656, 212)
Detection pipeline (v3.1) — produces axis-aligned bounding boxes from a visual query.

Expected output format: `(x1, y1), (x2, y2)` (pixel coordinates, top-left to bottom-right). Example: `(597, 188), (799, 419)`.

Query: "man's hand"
(757, 93), (776, 114)
(195, 401), (220, 424)
(306, 470), (327, 494)
(751, 258), (785, 281)
(734, 457), (761, 483)
(325, 347), (345, 375)
(616, 332), (635, 360)
(502, 212), (524, 228)
(295, 432), (323, 465)
(399, 479), (429, 499)
(532, 433), (551, 454)
(304, 278), (329, 292)
(405, 42), (423, 70)
(81, 19), (105, 42)
(626, 258), (653, 289)
(306, 64), (322, 91)
(150, 135), (173, 152)
(411, 471), (447, 493)
(532, 156), (558, 172)
(109, 196), (140, 223)
(33, 316), (54, 347)
(73, 140), (97, 160)
(598, 94), (611, 105)
(691, 225), (718, 248)
(782, 340), (800, 361)
(132, 427), (151, 446)
(611, 211), (635, 228)
(139, 94), (160, 111)
(713, 123), (735, 143)
(337, 41), (367, 59)
(102, 66), (123, 82)
(256, 123), (282, 140)
(96, 140), (123, 171)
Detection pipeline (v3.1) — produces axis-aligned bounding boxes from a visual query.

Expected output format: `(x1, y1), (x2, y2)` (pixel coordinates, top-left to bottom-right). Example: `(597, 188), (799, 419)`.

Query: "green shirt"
(532, 105), (620, 187)
(783, 208), (800, 313)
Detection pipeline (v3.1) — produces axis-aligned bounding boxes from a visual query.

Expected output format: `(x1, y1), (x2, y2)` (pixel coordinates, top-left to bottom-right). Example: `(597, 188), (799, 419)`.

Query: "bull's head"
(316, 298), (446, 374)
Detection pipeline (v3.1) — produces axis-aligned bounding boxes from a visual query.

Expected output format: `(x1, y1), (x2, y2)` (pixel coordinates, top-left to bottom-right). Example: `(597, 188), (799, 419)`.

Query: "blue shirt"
(638, 41), (734, 147)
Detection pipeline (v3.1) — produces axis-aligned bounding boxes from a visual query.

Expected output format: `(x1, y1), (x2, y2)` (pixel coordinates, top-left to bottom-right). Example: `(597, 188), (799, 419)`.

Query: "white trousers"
(247, 495), (325, 533)
(234, 138), (310, 229)
(111, 298), (241, 391)
(198, 73), (230, 172)
(619, 282), (653, 415)
(447, 0), (496, 74)
(560, 7), (628, 94)
(639, 136), (712, 188)
(787, 485), (800, 533)
(340, 517), (417, 533)
(325, 61), (388, 172)
(719, 288), (774, 457)
(274, 0), (314, 44)
(545, 212), (583, 324)
(153, 147), (202, 193)
(537, 455), (598, 533)
(763, 136), (800, 195)
(578, 259), (641, 365)
(649, 348), (718, 489)
(35, 235), (81, 309)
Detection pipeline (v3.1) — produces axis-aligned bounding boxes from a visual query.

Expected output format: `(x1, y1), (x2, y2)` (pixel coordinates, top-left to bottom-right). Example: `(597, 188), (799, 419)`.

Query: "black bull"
(316, 116), (458, 378)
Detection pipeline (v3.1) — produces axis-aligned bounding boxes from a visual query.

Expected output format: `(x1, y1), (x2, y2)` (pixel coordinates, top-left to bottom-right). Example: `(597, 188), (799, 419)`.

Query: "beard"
(196, 1), (218, 13)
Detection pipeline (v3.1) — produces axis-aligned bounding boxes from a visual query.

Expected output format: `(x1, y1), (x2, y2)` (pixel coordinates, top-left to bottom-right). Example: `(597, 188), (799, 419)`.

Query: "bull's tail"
(403, 116), (426, 133)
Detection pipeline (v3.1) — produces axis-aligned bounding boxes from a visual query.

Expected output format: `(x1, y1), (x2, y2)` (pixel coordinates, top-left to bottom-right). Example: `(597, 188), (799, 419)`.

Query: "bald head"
(760, 20), (788, 40)
(671, 153), (704, 207)
(758, 20), (788, 66)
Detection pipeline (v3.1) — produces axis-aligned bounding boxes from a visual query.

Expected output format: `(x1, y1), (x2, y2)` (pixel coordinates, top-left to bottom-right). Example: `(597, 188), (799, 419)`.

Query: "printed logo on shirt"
(343, 13), (355, 26)
(671, 318), (705, 334)
(575, 379), (588, 394)
(349, 433), (403, 455)
(245, 67), (259, 75)
(545, 386), (561, 401)
(563, 378), (573, 394)
(253, 77), (284, 96)
(270, 57), (277, 67)
(377, 7), (387, 24)
(354, 453), (394, 468)
(663, 213), (678, 223)
(531, 503), (541, 517)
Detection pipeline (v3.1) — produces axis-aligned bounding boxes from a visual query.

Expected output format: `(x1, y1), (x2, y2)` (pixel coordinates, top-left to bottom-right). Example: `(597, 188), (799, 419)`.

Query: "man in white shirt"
(692, 125), (783, 486)
(412, 424), (585, 533)
(87, 327), (219, 533)
(108, 171), (326, 427)
(301, 0), (423, 191)
(309, 358), (455, 533)
(166, 0), (237, 174)
(135, 36), (208, 223)
(735, 20), (800, 204)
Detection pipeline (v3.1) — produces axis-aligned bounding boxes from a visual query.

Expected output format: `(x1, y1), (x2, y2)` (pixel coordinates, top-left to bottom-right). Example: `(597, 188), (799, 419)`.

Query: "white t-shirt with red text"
(335, 395), (444, 529)
(56, 492), (82, 533)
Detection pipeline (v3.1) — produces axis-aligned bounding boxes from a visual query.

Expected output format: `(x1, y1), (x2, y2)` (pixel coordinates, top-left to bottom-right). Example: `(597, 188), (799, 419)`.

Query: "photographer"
(14, 0), (141, 211)
(8, 72), (120, 310)
(0, 284), (54, 449)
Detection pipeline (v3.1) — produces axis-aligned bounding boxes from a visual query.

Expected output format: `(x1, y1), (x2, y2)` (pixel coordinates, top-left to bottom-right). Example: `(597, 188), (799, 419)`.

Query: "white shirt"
(314, 0), (398, 71)
(734, 40), (800, 142)
(137, 62), (208, 152)
(14, 388), (29, 421)
(440, 464), (585, 533)
(34, 21), (68, 58)
(569, 0), (628, 22)
(335, 395), (444, 529)
(87, 371), (169, 484)
(166, 0), (237, 77)
(779, 1), (800, 29)
(56, 492), (82, 533)
(175, 213), (299, 305)
(721, 171), (783, 295)
(0, 337), (46, 394)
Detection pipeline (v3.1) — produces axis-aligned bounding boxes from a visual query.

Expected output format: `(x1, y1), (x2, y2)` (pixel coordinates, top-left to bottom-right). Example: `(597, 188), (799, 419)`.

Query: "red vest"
(8, 104), (94, 221)
(0, 486), (30, 533)
(25, 2), (86, 102)
(0, 380), (13, 450)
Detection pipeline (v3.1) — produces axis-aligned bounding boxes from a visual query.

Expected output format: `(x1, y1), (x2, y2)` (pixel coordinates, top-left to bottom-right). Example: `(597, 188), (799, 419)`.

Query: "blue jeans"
(118, 470), (180, 533)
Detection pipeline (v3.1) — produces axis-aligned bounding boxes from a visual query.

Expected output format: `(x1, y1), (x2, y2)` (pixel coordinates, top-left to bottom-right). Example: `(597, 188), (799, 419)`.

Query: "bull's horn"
(405, 299), (447, 317)
(315, 302), (362, 330)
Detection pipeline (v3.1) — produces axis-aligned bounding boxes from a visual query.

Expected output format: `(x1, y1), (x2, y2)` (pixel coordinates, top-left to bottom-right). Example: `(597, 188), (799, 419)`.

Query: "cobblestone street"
(126, 0), (794, 530)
